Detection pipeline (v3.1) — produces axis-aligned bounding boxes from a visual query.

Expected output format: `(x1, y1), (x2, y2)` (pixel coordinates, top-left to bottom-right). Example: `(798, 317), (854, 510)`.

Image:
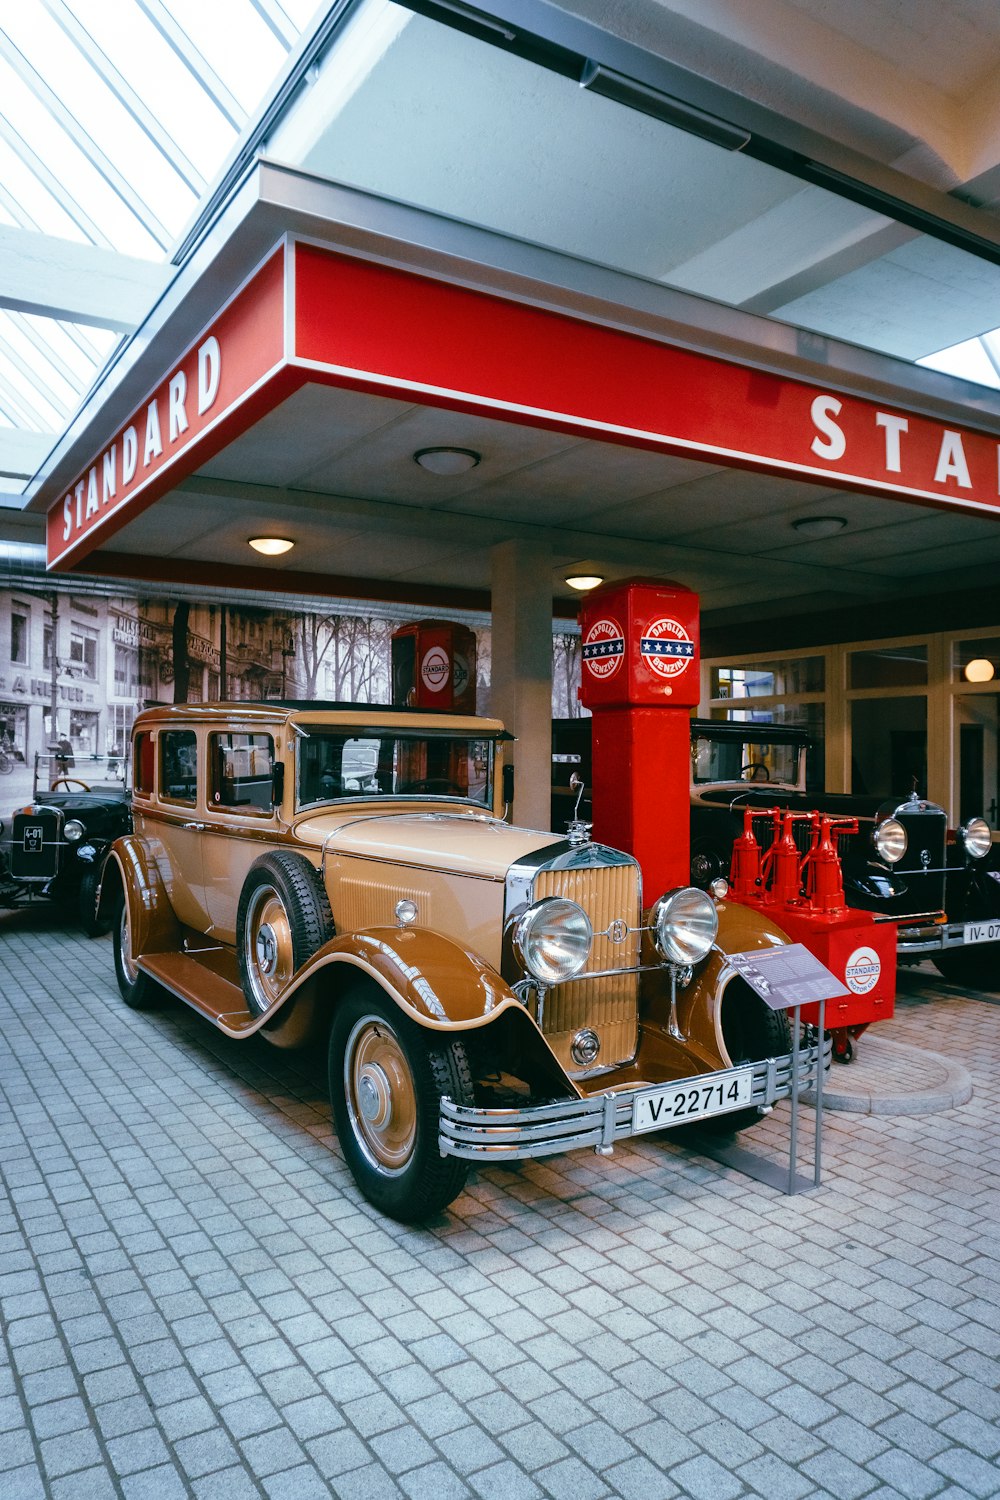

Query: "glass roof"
(0, 0), (319, 495)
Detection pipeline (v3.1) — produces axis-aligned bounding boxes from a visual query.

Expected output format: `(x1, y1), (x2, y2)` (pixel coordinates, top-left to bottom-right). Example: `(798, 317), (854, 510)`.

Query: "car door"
(150, 726), (211, 932)
(203, 728), (279, 943)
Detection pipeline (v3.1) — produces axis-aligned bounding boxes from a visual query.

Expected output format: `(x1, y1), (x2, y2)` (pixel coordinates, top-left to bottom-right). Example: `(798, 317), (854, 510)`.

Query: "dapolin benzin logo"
(640, 618), (695, 679)
(582, 618), (625, 679)
(845, 946), (881, 995)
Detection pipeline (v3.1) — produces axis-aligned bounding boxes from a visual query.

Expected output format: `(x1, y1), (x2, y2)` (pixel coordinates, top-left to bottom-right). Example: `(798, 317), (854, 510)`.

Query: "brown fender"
(282, 925), (523, 1032)
(104, 836), (182, 957)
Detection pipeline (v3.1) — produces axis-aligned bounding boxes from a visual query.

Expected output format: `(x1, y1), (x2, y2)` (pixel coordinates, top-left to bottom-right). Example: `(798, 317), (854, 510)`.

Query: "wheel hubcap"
(245, 886), (292, 1013)
(120, 901), (139, 984)
(344, 1018), (416, 1174)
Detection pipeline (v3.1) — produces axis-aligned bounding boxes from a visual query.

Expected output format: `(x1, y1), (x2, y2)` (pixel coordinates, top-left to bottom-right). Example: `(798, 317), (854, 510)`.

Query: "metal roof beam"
(249, 0), (298, 50)
(0, 224), (171, 333)
(135, 0), (248, 132)
(0, 426), (53, 481)
(41, 0), (208, 199)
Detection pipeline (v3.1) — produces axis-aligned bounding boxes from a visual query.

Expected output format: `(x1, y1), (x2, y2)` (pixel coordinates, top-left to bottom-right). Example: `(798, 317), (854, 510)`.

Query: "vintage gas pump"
(578, 578), (700, 894)
(391, 620), (477, 713)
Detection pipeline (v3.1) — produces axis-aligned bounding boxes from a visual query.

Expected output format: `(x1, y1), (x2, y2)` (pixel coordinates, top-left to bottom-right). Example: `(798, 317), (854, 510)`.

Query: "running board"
(139, 950), (263, 1037)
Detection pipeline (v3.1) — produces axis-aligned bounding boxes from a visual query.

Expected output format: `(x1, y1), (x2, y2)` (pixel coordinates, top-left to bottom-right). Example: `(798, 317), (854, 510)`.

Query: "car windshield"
(692, 734), (804, 786)
(296, 730), (495, 810)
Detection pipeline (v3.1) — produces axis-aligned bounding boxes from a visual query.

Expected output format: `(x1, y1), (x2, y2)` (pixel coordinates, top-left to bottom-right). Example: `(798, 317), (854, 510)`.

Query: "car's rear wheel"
(237, 852), (334, 1017)
(329, 988), (471, 1222)
(113, 894), (160, 1009)
(933, 946), (997, 991)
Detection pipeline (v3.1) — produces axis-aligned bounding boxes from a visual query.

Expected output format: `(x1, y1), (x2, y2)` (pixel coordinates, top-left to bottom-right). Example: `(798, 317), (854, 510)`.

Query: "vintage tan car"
(102, 701), (826, 1222)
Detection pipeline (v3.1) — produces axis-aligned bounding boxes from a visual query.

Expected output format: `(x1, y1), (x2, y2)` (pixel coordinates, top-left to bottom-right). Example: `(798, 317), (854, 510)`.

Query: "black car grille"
(10, 809), (61, 880)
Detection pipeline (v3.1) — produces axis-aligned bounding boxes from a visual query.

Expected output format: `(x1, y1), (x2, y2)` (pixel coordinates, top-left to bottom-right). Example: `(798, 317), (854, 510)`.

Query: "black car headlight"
(873, 817), (906, 864)
(512, 897), (593, 985)
(63, 819), (85, 843)
(651, 886), (718, 966)
(961, 817), (992, 859)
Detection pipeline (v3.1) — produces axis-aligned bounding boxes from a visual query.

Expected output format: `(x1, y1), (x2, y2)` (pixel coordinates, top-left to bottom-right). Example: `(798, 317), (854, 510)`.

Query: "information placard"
(726, 944), (845, 1011)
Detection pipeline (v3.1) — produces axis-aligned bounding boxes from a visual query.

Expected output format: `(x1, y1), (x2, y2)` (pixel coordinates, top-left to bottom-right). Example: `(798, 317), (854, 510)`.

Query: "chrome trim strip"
(439, 1040), (831, 1162)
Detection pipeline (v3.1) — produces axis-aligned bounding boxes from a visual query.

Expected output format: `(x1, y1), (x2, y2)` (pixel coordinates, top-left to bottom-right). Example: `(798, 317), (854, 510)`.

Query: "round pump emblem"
(420, 646), (450, 693)
(582, 618), (625, 679)
(845, 946), (880, 995)
(640, 617), (695, 678)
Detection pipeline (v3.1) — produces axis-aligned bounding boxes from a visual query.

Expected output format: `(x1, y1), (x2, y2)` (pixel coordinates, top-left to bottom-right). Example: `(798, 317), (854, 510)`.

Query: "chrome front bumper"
(439, 1040), (831, 1163)
(897, 921), (980, 955)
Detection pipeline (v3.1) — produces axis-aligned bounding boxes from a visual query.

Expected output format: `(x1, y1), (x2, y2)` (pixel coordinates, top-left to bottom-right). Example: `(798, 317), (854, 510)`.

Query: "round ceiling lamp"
(248, 537), (295, 556)
(565, 574), (605, 591)
(964, 658), (995, 682)
(414, 447), (481, 475)
(791, 516), (848, 539)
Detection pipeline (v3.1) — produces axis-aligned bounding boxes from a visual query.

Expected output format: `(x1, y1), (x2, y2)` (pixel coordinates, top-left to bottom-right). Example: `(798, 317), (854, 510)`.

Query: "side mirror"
(502, 763), (515, 808)
(272, 761), (285, 807)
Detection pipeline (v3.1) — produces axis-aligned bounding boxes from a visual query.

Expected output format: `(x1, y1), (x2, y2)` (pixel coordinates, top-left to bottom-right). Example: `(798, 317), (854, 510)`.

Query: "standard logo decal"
(420, 646), (451, 693)
(640, 617), (695, 678)
(845, 945), (880, 995)
(582, 618), (625, 678)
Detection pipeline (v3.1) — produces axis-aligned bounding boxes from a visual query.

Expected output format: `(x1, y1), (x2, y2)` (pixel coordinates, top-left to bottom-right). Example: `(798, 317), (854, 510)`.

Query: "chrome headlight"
(512, 897), (593, 986)
(651, 886), (718, 966)
(873, 817), (906, 864)
(63, 819), (85, 843)
(961, 816), (992, 859)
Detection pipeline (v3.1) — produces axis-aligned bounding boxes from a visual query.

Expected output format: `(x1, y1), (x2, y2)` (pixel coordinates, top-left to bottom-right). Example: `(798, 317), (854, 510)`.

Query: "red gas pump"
(391, 621), (477, 713)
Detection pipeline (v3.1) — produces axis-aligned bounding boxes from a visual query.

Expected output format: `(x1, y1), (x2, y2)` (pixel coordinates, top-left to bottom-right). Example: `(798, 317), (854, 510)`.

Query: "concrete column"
(490, 540), (552, 830)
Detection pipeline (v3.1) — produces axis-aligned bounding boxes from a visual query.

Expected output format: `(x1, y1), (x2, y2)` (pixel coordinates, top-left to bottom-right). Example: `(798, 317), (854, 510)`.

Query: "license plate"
(633, 1069), (753, 1133)
(962, 920), (1000, 946)
(21, 825), (45, 854)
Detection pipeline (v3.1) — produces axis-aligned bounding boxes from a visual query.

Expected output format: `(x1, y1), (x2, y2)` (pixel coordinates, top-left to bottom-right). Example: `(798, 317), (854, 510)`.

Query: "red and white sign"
(640, 618), (695, 679)
(582, 618), (625, 678)
(845, 945), (881, 995)
(44, 237), (1000, 569)
(420, 645), (451, 694)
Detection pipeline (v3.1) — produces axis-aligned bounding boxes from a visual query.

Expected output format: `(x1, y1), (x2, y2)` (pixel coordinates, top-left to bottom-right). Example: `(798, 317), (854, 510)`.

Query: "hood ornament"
(566, 772), (592, 846)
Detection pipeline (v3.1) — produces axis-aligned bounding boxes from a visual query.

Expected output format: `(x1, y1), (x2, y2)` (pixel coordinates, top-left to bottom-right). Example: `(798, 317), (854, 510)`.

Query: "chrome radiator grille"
(533, 860), (641, 1073)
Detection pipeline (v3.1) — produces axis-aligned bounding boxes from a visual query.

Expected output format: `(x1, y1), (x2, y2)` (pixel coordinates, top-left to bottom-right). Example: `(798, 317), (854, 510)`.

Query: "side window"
(211, 732), (275, 815)
(134, 732), (154, 795)
(160, 730), (198, 804)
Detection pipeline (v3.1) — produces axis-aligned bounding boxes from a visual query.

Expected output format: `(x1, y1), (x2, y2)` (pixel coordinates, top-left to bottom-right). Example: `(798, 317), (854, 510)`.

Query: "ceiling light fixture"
(565, 574), (605, 591)
(414, 447), (481, 475)
(248, 537), (295, 556)
(791, 516), (848, 540)
(965, 658), (995, 683)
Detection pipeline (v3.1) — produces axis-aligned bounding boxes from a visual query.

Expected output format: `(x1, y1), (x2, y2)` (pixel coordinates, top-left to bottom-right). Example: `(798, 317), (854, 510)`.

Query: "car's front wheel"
(933, 946), (998, 991)
(79, 860), (113, 938)
(329, 988), (472, 1222)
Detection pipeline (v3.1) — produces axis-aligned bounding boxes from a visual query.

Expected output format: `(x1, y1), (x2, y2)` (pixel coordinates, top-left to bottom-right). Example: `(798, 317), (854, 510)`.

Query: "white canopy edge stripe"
(40, 0), (209, 199)
(249, 0), (298, 50)
(0, 28), (174, 252)
(2, 308), (90, 392)
(0, 333), (74, 420)
(0, 115), (113, 251)
(134, 0), (248, 133)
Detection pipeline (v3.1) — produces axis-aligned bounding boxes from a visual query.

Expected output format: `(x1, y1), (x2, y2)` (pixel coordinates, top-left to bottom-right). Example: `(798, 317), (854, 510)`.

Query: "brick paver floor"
(2, 910), (998, 1498)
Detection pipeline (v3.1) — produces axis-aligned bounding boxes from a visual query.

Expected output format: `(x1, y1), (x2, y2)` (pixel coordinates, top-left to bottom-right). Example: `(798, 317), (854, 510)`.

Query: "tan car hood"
(294, 809), (564, 880)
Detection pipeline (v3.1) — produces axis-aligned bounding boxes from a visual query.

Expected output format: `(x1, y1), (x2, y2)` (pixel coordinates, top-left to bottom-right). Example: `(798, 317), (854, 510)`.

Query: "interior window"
(160, 730), (198, 804)
(210, 732), (275, 814)
(134, 732), (154, 795)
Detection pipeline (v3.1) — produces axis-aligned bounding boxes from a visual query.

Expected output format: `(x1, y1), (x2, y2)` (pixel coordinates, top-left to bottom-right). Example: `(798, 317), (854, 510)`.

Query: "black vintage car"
(552, 716), (1000, 987)
(688, 719), (1000, 988)
(0, 753), (132, 935)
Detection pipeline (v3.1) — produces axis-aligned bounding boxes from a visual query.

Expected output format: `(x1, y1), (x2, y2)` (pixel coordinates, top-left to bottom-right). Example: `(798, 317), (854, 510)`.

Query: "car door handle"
(183, 821), (208, 830)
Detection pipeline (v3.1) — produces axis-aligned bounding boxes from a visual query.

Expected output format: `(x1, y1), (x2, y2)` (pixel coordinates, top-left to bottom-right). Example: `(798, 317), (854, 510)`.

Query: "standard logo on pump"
(845, 946), (880, 995)
(582, 618), (625, 678)
(640, 618), (695, 678)
(421, 646), (450, 693)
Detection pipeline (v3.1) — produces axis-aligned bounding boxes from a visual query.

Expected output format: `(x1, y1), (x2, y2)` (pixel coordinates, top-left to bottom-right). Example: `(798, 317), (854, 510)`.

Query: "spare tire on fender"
(237, 850), (334, 1017)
